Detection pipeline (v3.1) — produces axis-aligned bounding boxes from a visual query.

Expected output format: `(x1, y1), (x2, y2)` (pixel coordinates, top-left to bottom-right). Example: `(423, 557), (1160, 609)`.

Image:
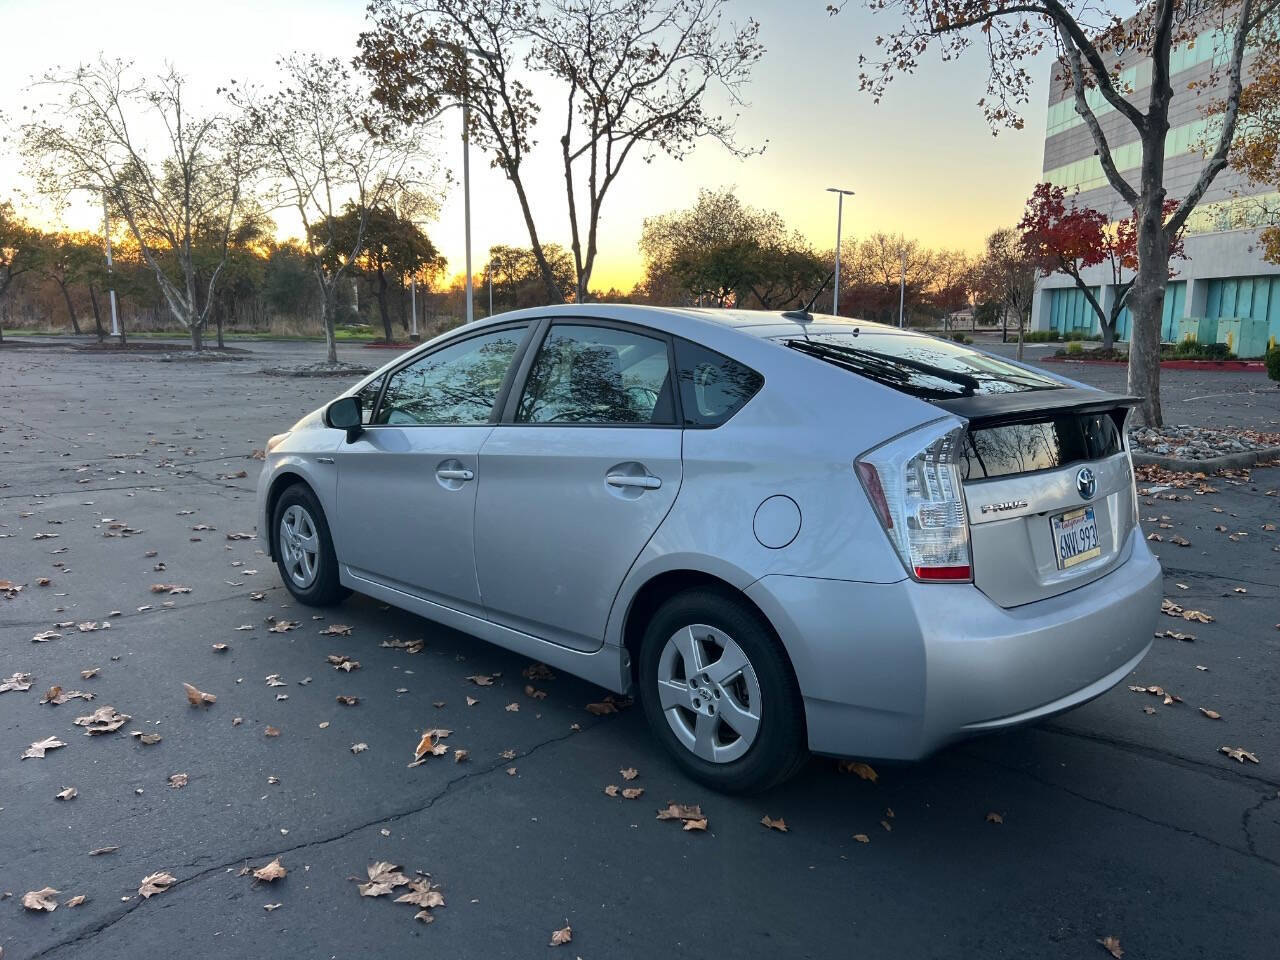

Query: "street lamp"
(487, 258), (497, 316)
(78, 184), (120, 338)
(826, 187), (854, 317)
(459, 45), (496, 325)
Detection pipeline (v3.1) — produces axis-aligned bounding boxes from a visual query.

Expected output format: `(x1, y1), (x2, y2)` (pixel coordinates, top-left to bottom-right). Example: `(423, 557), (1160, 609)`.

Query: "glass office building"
(1028, 9), (1280, 355)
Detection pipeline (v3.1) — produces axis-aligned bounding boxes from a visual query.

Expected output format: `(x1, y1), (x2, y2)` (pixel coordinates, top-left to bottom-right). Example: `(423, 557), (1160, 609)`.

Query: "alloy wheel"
(279, 504), (320, 589)
(656, 623), (762, 764)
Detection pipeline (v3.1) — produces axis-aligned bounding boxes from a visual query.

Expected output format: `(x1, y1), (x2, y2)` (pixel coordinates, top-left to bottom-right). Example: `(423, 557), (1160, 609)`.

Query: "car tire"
(638, 587), (807, 794)
(272, 484), (349, 607)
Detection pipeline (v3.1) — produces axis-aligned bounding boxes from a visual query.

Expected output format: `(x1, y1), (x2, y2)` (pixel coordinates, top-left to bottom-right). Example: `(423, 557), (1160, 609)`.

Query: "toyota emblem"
(1076, 466), (1097, 500)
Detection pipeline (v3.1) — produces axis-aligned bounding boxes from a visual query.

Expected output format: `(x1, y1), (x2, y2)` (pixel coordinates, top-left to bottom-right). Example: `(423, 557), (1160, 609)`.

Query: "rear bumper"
(745, 528), (1161, 760)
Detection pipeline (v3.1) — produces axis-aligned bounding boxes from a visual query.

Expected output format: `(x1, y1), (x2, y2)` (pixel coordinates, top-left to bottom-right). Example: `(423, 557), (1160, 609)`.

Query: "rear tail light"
(856, 421), (972, 582)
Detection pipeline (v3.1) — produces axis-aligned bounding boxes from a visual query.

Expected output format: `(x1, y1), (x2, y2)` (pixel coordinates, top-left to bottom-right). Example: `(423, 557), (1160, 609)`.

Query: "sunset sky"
(0, 0), (1056, 291)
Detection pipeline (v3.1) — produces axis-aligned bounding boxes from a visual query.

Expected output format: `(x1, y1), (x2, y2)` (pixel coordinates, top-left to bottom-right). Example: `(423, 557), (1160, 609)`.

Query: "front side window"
(375, 326), (527, 426)
(517, 324), (675, 425)
(356, 376), (385, 424)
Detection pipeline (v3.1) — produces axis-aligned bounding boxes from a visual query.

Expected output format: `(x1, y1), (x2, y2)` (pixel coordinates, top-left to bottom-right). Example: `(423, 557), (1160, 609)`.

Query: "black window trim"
(356, 320), (538, 429)
(497, 316), (685, 429)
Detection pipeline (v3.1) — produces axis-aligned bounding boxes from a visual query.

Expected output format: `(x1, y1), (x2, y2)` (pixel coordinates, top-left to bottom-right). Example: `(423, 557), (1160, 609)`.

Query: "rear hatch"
(782, 329), (1139, 607)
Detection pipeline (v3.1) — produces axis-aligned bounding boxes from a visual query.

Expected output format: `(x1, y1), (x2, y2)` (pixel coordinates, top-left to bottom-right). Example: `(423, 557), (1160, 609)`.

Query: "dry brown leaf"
(21, 887), (59, 911)
(320, 623), (353, 636)
(169, 772), (188, 789)
(1220, 745), (1259, 763)
(264, 726), (280, 738)
(986, 811), (1004, 824)
(138, 872), (176, 898)
(466, 696), (478, 706)
(211, 643), (228, 653)
(56, 786), (77, 801)
(252, 857), (287, 883)
(327, 654), (360, 671)
(656, 803), (705, 821)
(132, 732), (162, 745)
(465, 673), (496, 686)
(604, 784), (620, 797)
(524, 684), (548, 700)
(1098, 935), (1124, 959)
(2, 671), (34, 693)
(269, 620), (299, 633)
(838, 760), (879, 782)
(683, 818), (708, 831)
(89, 846), (119, 856)
(761, 815), (788, 832)
(264, 903), (282, 911)
(336, 695), (359, 706)
(1199, 708), (1222, 720)
(150, 584), (191, 595)
(394, 880), (444, 910)
(852, 833), (870, 843)
(622, 787), (644, 799)
(351, 742), (369, 754)
(620, 767), (639, 781)
(586, 700), (618, 716)
(74, 705), (130, 734)
(80, 668), (99, 679)
(183, 682), (216, 707)
(549, 924), (573, 946)
(64, 894), (86, 907)
(32, 630), (62, 643)
(357, 861), (411, 897)
(523, 662), (555, 680)
(505, 702), (519, 712)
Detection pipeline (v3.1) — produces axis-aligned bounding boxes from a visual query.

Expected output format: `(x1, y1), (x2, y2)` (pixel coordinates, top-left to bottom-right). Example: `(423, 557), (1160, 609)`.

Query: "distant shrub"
(1265, 346), (1280, 381)
(1168, 340), (1231, 360)
(1066, 341), (1084, 355)
(950, 332), (971, 343)
(1024, 330), (1060, 342)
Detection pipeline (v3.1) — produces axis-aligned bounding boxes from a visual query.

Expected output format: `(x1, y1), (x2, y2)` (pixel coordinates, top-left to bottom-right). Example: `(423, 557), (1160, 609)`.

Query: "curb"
(362, 342), (419, 350)
(1132, 446), (1280, 472)
(1043, 355), (1266, 371)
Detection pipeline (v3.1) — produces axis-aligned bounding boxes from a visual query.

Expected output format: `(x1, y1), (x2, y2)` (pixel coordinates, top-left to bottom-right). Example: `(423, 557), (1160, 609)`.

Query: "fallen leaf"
(252, 857), (287, 883)
(523, 662), (555, 681)
(269, 620), (299, 633)
(149, 584), (191, 595)
(264, 903), (282, 911)
(465, 674), (495, 686)
(1220, 746), (1259, 763)
(351, 742), (368, 754)
(620, 767), (638, 781)
(64, 894), (86, 907)
(56, 786), (77, 801)
(169, 772), (188, 789)
(21, 887), (59, 911)
(986, 812), (1004, 824)
(586, 701), (618, 716)
(466, 696), (478, 707)
(183, 682), (216, 707)
(656, 803), (705, 822)
(138, 872), (176, 898)
(89, 846), (119, 856)
(622, 787), (644, 799)
(132, 732), (162, 745)
(74, 705), (130, 734)
(761, 815), (788, 832)
(395, 879), (444, 911)
(211, 643), (228, 653)
(412, 728), (452, 762)
(80, 668), (99, 680)
(320, 624), (353, 636)
(505, 702), (519, 712)
(1199, 708), (1222, 720)
(1, 671), (34, 693)
(1098, 935), (1124, 959)
(357, 861), (410, 897)
(683, 818), (708, 831)
(226, 531), (255, 540)
(838, 760), (878, 782)
(32, 630), (62, 643)
(604, 784), (620, 797)
(336, 695), (359, 706)
(264, 726), (280, 738)
(549, 924), (573, 946)
(852, 833), (870, 843)
(327, 654), (360, 671)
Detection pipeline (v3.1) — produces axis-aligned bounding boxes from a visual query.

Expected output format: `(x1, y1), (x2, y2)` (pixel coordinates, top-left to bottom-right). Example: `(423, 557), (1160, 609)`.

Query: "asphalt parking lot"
(2, 337), (1278, 960)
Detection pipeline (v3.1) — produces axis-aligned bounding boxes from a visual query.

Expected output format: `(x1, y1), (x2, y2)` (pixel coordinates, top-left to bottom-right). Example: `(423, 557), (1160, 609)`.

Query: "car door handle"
(436, 468), (474, 481)
(606, 473), (661, 490)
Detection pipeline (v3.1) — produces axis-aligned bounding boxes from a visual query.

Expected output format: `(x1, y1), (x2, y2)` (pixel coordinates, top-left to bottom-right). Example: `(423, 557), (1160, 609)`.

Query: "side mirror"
(326, 396), (364, 444)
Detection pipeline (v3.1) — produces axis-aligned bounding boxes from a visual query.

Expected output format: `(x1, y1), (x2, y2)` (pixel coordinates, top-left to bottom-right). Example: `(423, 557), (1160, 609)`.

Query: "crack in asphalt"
(0, 584), (283, 630)
(1040, 724), (1280, 791)
(965, 747), (1280, 871)
(25, 718), (602, 959)
(1242, 789), (1280, 859)
(1156, 565), (1280, 591)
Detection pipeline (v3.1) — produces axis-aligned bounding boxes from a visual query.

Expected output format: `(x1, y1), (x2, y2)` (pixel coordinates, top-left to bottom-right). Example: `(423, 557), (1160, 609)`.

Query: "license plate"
(1051, 507), (1101, 569)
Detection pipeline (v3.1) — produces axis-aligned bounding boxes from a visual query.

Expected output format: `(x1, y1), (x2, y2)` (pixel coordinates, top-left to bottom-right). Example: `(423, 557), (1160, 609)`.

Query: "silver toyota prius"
(257, 305), (1161, 792)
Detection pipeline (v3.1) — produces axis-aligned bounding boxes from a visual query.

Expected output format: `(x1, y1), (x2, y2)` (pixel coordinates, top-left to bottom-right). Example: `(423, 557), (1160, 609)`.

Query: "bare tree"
(22, 59), (253, 351)
(978, 228), (1037, 360)
(359, 0), (764, 303)
(839, 0), (1280, 425)
(228, 54), (436, 364)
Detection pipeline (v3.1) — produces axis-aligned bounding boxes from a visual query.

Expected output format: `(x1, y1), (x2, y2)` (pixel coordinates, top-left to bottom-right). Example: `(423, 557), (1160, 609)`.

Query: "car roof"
(472, 303), (926, 343)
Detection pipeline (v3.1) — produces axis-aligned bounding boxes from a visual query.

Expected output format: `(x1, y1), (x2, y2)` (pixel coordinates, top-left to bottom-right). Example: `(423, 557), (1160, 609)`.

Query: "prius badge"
(979, 498), (1029, 515)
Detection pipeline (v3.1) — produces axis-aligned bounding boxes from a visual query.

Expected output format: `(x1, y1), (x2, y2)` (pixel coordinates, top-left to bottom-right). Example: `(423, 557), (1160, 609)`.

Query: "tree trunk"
(322, 289), (338, 365)
(1125, 247), (1169, 426)
(88, 285), (106, 343)
(1100, 318), (1115, 352)
(376, 264), (393, 343)
(58, 281), (82, 334)
(191, 320), (203, 353)
(216, 311), (225, 349)
(1015, 310), (1025, 361)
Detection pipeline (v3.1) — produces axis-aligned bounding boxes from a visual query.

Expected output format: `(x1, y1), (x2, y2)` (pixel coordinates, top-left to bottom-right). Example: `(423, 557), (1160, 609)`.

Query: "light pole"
(826, 187), (854, 316)
(79, 184), (120, 338)
(487, 258), (496, 316)
(898, 243), (907, 328)
(457, 45), (496, 325)
(410, 276), (419, 340)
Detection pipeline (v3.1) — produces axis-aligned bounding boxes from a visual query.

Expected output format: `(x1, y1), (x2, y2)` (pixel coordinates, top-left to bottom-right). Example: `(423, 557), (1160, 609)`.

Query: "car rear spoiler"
(933, 388), (1142, 429)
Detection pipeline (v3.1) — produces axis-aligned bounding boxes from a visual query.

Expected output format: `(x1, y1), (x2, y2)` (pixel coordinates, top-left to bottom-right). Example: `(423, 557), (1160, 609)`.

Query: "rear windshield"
(962, 413), (1123, 480)
(782, 331), (1062, 399)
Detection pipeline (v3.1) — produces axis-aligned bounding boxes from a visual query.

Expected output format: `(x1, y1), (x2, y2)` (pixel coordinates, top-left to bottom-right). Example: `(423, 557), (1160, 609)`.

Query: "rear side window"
(963, 413), (1123, 480)
(674, 340), (763, 428)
